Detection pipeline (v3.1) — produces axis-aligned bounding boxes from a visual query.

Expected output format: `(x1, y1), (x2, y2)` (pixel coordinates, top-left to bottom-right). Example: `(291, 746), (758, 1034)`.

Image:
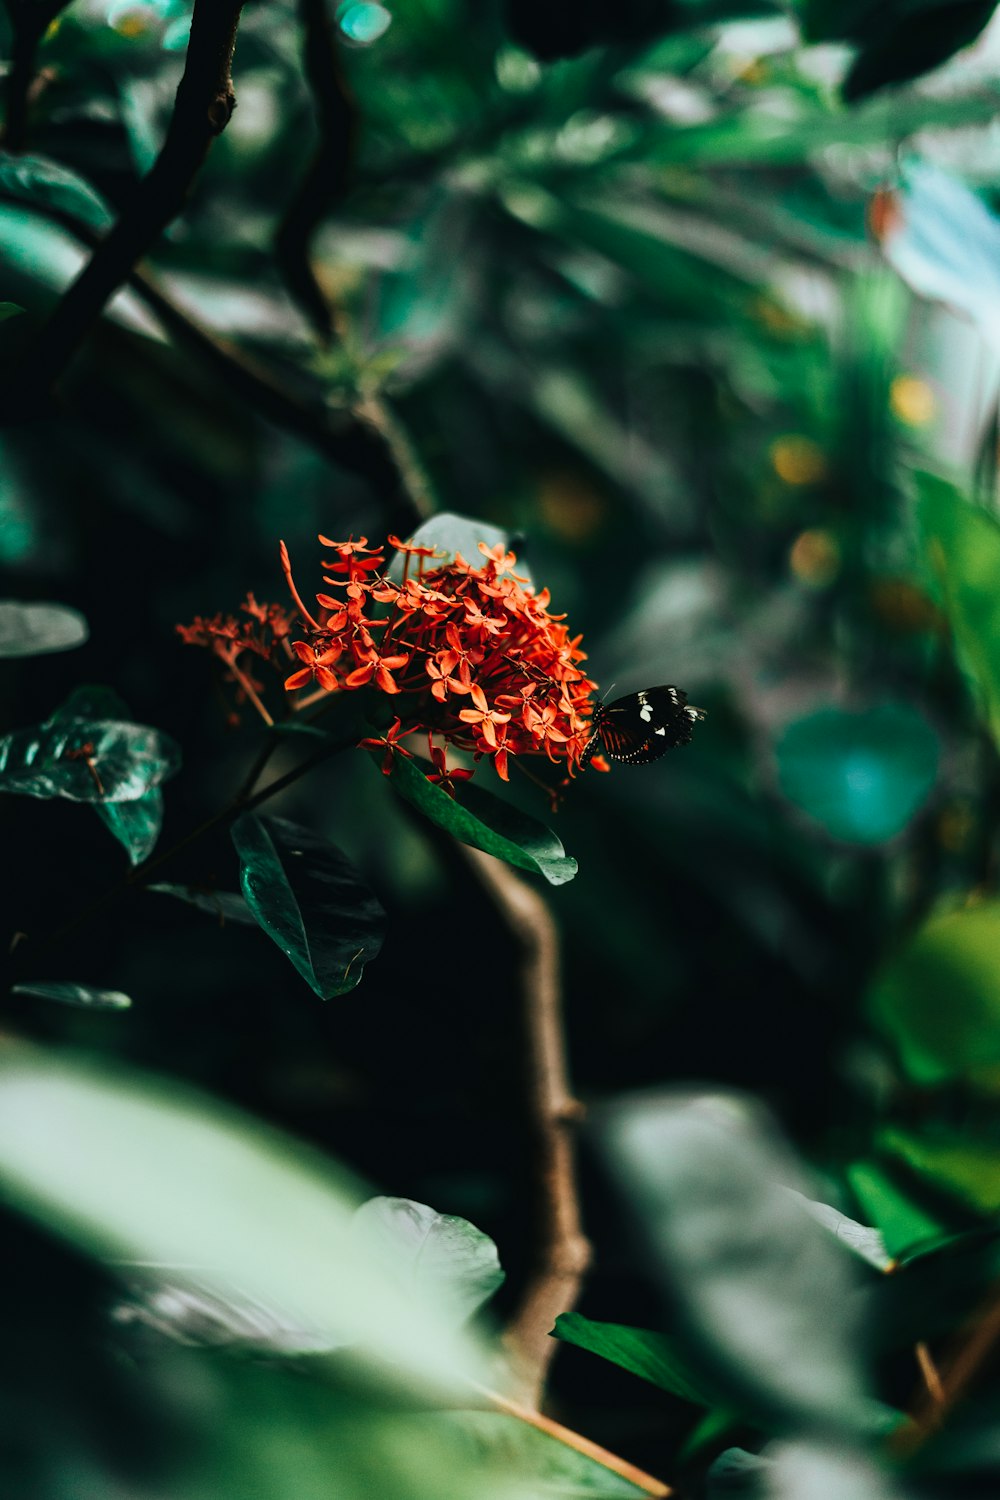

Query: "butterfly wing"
(584, 686), (704, 766)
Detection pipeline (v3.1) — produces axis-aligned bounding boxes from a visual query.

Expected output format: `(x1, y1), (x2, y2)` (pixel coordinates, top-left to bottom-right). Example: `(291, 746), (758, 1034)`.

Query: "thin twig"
(275, 0), (355, 346)
(460, 848), (591, 1410)
(469, 1381), (672, 1498)
(355, 391), (437, 520)
(914, 1341), (945, 1408)
(3, 0), (246, 412)
(899, 1282), (1000, 1452)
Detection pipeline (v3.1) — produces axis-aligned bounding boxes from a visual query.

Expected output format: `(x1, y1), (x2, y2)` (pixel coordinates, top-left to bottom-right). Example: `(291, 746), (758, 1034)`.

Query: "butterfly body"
(581, 686), (705, 767)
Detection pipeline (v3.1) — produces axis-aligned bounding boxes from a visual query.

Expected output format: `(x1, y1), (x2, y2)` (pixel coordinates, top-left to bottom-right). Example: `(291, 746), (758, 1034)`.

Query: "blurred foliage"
(7, 0), (1000, 1496)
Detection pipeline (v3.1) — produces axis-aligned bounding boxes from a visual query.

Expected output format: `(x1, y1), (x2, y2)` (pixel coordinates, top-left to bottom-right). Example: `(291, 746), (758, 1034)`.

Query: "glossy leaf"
(0, 601), (88, 658)
(11, 981), (131, 1010)
(231, 812), (386, 999)
(148, 882), (256, 925)
(868, 899), (1000, 1087)
(916, 472), (1000, 747)
(51, 688), (167, 863)
(351, 1197), (504, 1325)
(846, 1159), (952, 1260)
(774, 703), (939, 845)
(594, 1091), (878, 1439)
(0, 707), (181, 803)
(553, 1311), (719, 1406)
(0, 1047), (482, 1396)
(0, 151), (114, 231)
(388, 752), (577, 885)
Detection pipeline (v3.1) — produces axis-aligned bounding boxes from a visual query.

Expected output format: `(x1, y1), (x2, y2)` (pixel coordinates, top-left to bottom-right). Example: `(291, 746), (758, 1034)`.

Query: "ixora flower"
(178, 532), (605, 791)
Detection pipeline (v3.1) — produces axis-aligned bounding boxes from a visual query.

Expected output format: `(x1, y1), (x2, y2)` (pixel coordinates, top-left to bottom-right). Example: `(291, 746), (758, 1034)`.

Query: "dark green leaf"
(875, 1127), (1000, 1217)
(0, 710), (181, 802)
(842, 3), (996, 100)
(0, 302), (22, 322)
(867, 899), (1000, 1087)
(387, 752), (577, 885)
(594, 1091), (879, 1439)
(50, 688), (166, 863)
(231, 812), (386, 999)
(351, 1197), (504, 1324)
(11, 981), (131, 1010)
(0, 601), (88, 658)
(451, 1411), (651, 1496)
(774, 703), (939, 844)
(0, 151), (114, 230)
(554, 1311), (720, 1406)
(846, 1159), (952, 1259)
(916, 471), (1000, 746)
(148, 882), (256, 925)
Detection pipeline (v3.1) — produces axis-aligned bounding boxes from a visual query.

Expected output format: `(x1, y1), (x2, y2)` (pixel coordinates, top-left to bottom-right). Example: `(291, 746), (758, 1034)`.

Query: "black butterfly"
(581, 686), (706, 767)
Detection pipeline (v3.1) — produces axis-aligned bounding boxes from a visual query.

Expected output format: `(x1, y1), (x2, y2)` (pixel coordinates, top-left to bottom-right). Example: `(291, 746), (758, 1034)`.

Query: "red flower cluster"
(179, 533), (605, 789)
(175, 595), (295, 726)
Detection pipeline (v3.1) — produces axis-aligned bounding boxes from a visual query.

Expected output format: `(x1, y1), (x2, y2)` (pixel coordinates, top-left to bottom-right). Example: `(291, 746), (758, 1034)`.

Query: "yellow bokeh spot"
(890, 375), (935, 426)
(869, 577), (941, 634)
(937, 802), (975, 855)
(789, 529), (840, 588)
(771, 436), (827, 486)
(113, 10), (150, 36)
(538, 472), (607, 542)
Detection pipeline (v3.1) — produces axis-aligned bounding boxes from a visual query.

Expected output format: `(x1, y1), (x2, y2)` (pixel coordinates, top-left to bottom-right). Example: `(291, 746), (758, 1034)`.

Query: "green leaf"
(594, 1092), (879, 1440)
(148, 882), (256, 925)
(706, 1443), (901, 1500)
(231, 812), (386, 999)
(389, 511), (518, 578)
(451, 1412), (651, 1496)
(784, 1192), (892, 1271)
(0, 1047), (483, 1396)
(876, 1127), (1000, 1218)
(49, 687), (166, 863)
(553, 1311), (720, 1406)
(387, 752), (577, 885)
(0, 708), (181, 803)
(351, 1197), (504, 1325)
(774, 702), (939, 844)
(867, 899), (1000, 1087)
(11, 981), (131, 1010)
(916, 471), (1000, 747)
(0, 600), (88, 658)
(0, 151), (114, 230)
(846, 1159), (952, 1259)
(94, 787), (164, 867)
(0, 302), (22, 323)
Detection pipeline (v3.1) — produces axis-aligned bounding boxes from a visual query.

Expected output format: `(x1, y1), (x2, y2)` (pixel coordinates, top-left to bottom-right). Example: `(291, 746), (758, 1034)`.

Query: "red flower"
(359, 718), (416, 775)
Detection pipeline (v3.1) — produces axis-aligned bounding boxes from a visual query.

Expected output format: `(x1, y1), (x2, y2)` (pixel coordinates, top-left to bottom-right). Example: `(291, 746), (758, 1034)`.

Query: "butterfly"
(581, 686), (706, 767)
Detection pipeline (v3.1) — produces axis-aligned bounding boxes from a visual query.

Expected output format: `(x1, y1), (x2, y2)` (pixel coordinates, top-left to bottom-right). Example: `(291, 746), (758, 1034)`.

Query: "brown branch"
(470, 1382), (672, 1497)
(460, 847), (591, 1410)
(901, 1281), (1000, 1450)
(275, 0), (355, 346)
(2, 0), (72, 153)
(3, 0), (246, 414)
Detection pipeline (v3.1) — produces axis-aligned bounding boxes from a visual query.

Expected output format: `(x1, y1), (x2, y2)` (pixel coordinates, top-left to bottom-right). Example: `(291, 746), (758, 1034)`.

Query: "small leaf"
(916, 472), (1000, 748)
(149, 882), (256, 925)
(0, 301), (23, 323)
(774, 702), (939, 844)
(0, 151), (114, 230)
(594, 1091), (879, 1440)
(0, 706), (181, 804)
(12, 981), (131, 1010)
(846, 1159), (952, 1260)
(94, 788), (163, 867)
(553, 1312), (720, 1406)
(868, 899), (1000, 1087)
(231, 812), (386, 999)
(783, 1192), (892, 1272)
(387, 753), (577, 885)
(351, 1197), (504, 1326)
(389, 512), (528, 582)
(0, 601), (88, 658)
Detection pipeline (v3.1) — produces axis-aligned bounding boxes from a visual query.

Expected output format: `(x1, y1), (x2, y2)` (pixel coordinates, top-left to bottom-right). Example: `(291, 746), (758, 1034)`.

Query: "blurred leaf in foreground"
(0, 601), (88, 658)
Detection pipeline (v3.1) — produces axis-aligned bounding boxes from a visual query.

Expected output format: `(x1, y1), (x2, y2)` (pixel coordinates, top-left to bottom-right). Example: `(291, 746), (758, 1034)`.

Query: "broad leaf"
(50, 687), (167, 863)
(0, 1047), (482, 1396)
(231, 812), (386, 999)
(868, 899), (1000, 1087)
(149, 882), (256, 925)
(594, 1091), (879, 1439)
(876, 1127), (1000, 1218)
(784, 1192), (892, 1271)
(12, 981), (131, 1010)
(0, 601), (88, 658)
(389, 511), (522, 580)
(0, 302), (22, 322)
(0, 707), (181, 803)
(846, 1159), (952, 1260)
(554, 1311), (720, 1407)
(452, 1412), (651, 1497)
(774, 703), (939, 844)
(916, 472), (1000, 748)
(0, 151), (114, 230)
(387, 752), (577, 885)
(351, 1197), (504, 1325)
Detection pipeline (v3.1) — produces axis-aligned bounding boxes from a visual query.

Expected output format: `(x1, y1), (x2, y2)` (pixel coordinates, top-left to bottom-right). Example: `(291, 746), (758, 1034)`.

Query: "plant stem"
(275, 0), (355, 346)
(460, 848), (591, 1409)
(469, 1381), (672, 1497)
(355, 392), (437, 520)
(3, 0), (246, 413)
